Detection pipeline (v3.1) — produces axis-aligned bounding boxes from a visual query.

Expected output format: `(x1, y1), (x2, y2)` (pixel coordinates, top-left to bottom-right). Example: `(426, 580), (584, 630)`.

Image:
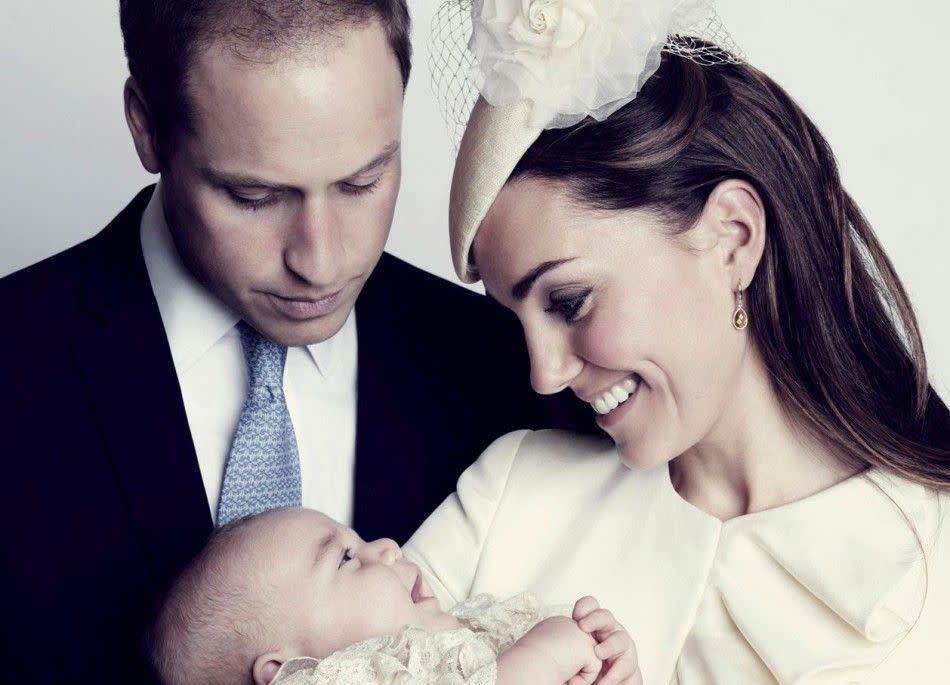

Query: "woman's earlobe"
(252, 652), (284, 685)
(708, 179), (767, 283)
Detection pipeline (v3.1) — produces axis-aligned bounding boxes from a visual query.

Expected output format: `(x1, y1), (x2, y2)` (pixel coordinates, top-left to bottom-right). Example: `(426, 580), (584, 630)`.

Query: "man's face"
(158, 22), (404, 346)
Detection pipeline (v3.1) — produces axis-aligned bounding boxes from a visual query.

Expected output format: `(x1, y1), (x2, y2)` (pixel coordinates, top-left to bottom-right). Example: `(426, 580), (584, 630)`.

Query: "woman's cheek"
(580, 309), (645, 370)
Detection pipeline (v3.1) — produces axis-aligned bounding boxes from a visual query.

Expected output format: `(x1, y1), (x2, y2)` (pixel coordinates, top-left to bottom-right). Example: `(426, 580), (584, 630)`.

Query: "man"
(0, 1), (587, 681)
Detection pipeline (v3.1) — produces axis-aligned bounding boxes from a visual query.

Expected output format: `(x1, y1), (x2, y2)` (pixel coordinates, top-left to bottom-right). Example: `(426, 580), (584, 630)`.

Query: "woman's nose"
(358, 537), (401, 565)
(526, 328), (584, 395)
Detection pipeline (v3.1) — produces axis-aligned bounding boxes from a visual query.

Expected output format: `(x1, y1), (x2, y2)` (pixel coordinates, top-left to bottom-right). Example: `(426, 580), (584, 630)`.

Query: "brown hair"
(510, 42), (950, 487)
(119, 0), (411, 157)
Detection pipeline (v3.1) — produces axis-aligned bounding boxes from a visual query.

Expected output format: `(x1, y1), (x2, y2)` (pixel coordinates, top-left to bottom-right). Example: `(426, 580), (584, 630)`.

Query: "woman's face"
(473, 177), (749, 469)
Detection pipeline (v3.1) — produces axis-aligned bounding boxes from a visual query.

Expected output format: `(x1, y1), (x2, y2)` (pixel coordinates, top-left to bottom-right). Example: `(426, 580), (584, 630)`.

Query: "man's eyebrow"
(200, 168), (288, 191)
(512, 258), (576, 301)
(347, 141), (400, 177)
(199, 141), (400, 189)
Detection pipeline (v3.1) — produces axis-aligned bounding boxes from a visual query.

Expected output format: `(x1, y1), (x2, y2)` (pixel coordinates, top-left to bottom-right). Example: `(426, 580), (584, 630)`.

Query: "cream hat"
(449, 98), (541, 283)
(440, 0), (741, 283)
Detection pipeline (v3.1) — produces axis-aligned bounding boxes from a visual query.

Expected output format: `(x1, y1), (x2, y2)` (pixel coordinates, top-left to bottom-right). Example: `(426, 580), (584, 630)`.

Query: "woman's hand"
(573, 596), (643, 685)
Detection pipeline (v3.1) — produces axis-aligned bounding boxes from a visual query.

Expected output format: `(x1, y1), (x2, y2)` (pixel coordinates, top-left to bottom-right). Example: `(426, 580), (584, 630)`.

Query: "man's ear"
(124, 77), (162, 174)
(252, 652), (284, 685)
(702, 179), (767, 291)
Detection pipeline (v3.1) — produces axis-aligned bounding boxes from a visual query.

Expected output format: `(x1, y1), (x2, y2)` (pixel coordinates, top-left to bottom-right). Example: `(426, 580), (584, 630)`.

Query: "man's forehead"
(183, 34), (403, 181)
(188, 47), (397, 115)
(187, 18), (399, 95)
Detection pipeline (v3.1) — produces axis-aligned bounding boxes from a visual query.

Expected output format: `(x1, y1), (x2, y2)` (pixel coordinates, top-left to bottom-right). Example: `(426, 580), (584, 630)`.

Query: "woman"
(404, 2), (950, 683)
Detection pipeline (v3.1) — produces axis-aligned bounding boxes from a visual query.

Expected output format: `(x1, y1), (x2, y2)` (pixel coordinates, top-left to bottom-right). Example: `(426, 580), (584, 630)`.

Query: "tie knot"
(238, 321), (287, 390)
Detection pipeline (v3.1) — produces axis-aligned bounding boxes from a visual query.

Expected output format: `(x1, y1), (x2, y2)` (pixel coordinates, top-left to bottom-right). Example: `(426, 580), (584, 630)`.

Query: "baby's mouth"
(410, 571), (432, 604)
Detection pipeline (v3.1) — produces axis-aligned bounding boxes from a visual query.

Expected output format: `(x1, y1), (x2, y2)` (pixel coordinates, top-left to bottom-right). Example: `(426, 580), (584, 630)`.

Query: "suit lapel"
(71, 188), (212, 590)
(352, 255), (438, 542)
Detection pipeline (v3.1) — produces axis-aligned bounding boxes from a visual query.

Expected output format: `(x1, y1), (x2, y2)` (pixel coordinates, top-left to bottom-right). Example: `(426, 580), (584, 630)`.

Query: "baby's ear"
(252, 652), (284, 685)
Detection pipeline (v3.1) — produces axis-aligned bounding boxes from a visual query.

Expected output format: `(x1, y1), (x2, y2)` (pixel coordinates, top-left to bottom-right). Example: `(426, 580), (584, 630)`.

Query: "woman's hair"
(510, 40), (950, 487)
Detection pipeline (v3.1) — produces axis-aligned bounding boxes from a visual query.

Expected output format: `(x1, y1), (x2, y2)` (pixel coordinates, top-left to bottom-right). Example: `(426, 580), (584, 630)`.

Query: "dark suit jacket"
(0, 187), (589, 683)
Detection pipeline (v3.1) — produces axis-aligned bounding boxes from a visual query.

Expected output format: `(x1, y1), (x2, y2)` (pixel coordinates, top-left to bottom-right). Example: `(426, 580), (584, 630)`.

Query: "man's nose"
(283, 197), (342, 287)
(525, 326), (584, 395)
(358, 537), (401, 565)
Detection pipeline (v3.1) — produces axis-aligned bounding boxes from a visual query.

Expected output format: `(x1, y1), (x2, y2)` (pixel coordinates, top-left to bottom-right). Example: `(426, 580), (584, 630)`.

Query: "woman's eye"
(339, 547), (353, 568)
(545, 289), (592, 323)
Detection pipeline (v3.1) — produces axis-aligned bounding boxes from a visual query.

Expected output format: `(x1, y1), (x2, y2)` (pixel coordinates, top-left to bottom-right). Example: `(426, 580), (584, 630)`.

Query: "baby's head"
(148, 508), (454, 685)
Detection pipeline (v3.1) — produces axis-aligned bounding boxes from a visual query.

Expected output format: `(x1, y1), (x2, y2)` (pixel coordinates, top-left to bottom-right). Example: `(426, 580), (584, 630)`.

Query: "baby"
(148, 507), (640, 685)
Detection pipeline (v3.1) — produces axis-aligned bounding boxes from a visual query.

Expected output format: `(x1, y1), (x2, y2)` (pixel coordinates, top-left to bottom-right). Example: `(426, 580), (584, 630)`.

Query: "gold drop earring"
(732, 288), (749, 330)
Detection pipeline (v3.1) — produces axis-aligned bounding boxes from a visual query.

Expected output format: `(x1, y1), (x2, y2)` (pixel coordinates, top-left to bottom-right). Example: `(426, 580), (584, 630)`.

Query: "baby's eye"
(339, 548), (353, 568)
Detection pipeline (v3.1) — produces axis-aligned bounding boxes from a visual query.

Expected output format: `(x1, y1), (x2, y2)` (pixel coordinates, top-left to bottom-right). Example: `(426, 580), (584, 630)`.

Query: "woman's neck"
(669, 346), (861, 521)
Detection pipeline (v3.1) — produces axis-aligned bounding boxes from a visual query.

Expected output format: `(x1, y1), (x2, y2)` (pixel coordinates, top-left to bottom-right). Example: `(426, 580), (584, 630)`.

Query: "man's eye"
(545, 289), (592, 323)
(340, 178), (381, 196)
(339, 547), (353, 568)
(227, 189), (279, 211)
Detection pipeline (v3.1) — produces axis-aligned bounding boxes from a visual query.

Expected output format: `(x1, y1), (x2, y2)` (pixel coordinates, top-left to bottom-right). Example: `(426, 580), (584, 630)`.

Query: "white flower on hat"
(470, 0), (713, 128)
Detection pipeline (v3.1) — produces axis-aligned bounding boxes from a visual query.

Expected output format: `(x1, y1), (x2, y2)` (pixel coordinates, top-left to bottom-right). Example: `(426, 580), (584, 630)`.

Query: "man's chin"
(250, 307), (353, 347)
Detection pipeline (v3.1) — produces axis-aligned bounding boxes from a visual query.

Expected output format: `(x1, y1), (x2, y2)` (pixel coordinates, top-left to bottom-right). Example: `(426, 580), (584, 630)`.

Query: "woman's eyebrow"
(512, 258), (576, 300)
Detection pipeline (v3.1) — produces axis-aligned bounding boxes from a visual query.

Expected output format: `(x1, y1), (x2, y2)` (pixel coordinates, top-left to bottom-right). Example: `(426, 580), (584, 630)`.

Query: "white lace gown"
(271, 593), (559, 684)
(403, 430), (950, 685)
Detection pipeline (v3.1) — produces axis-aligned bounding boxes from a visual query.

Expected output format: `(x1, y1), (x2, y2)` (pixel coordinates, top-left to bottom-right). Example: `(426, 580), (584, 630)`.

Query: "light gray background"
(1, 1), (948, 394)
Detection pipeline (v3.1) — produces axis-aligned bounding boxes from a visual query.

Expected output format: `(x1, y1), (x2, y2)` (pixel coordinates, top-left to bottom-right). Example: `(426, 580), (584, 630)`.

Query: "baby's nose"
(361, 537), (401, 564)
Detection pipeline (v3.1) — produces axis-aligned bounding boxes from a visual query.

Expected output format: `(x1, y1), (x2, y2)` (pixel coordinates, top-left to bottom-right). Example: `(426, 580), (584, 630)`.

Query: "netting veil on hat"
(432, 0), (743, 283)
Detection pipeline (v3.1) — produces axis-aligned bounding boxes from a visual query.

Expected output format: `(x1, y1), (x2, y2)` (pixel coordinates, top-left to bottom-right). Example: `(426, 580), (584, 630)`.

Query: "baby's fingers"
(572, 595), (601, 622)
(568, 641), (602, 685)
(567, 674), (598, 685)
(595, 633), (640, 685)
(577, 607), (617, 636)
(594, 629), (632, 662)
(597, 659), (643, 685)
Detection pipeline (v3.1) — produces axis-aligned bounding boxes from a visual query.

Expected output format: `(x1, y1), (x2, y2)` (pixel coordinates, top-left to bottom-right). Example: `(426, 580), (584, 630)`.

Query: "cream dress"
(403, 430), (950, 685)
(270, 593), (558, 685)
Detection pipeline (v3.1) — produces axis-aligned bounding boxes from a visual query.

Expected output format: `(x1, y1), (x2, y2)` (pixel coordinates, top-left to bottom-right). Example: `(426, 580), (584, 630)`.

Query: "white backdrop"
(1, 1), (948, 394)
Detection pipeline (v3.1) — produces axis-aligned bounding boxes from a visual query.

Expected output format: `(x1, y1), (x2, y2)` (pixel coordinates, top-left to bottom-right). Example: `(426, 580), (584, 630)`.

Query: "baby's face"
(245, 509), (457, 658)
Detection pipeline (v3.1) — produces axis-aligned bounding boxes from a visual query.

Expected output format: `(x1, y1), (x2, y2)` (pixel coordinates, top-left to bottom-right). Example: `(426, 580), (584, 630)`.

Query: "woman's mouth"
(590, 375), (640, 416)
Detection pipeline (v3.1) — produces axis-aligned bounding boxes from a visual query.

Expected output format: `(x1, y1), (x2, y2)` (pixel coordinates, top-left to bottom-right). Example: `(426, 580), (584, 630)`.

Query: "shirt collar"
(140, 182), (348, 376)
(303, 311), (354, 377)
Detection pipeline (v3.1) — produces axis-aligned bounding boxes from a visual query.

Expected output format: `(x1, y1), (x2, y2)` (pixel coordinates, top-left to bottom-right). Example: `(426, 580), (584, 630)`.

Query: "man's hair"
(119, 0), (411, 157)
(146, 515), (271, 685)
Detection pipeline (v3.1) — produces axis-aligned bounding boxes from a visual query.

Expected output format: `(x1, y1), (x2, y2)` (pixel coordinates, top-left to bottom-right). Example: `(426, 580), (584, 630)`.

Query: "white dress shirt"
(140, 184), (358, 525)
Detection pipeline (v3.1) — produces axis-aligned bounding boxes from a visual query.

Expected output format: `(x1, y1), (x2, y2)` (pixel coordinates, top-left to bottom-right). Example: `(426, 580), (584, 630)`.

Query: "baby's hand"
(504, 615), (601, 684)
(573, 596), (642, 685)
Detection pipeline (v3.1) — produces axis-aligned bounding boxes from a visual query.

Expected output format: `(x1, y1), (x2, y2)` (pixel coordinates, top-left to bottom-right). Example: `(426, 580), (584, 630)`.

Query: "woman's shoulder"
(467, 428), (666, 511)
(520, 427), (616, 459)
(864, 470), (948, 552)
(863, 483), (950, 683)
(479, 428), (619, 465)
(473, 428), (637, 485)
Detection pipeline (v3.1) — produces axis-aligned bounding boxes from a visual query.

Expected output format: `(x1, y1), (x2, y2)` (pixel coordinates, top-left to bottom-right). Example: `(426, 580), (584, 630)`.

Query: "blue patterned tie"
(216, 322), (302, 526)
